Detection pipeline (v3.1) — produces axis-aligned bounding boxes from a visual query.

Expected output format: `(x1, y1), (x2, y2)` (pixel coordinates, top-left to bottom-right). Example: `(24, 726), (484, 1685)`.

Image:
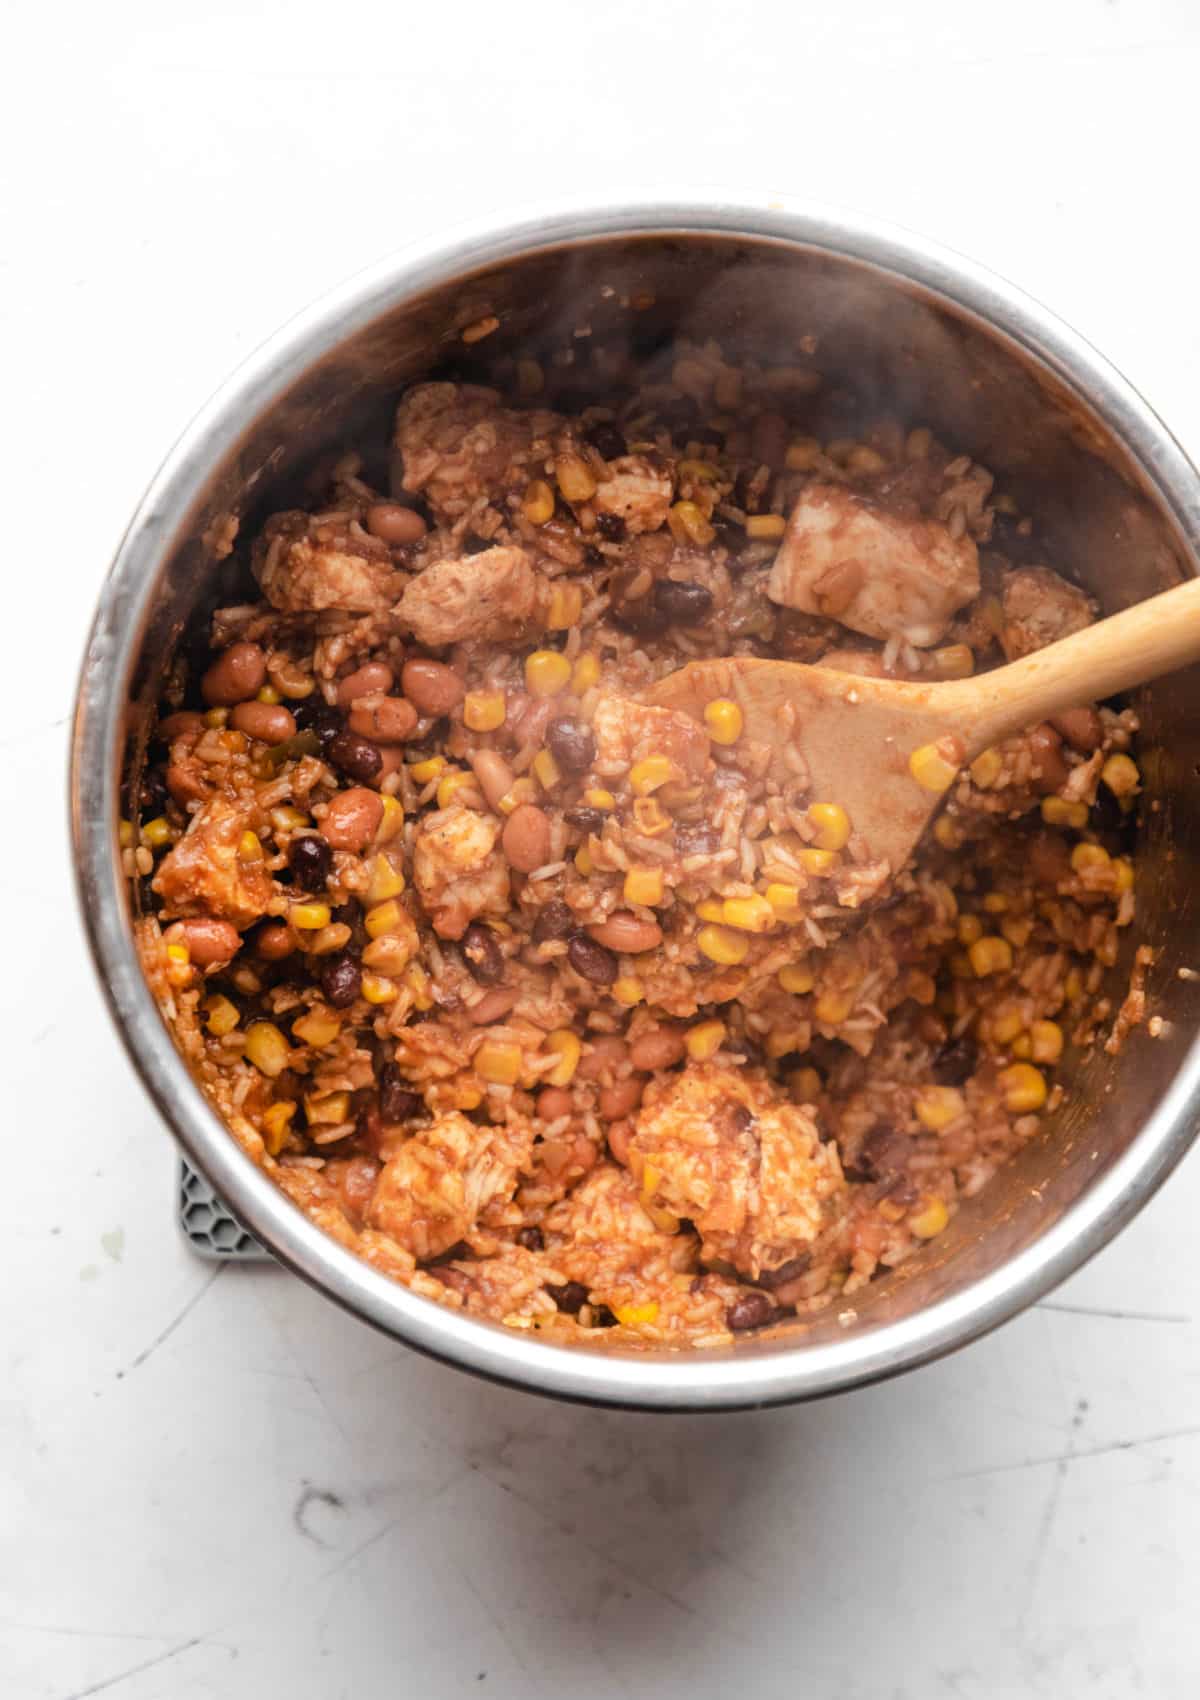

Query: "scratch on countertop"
(116, 1265), (224, 1379)
(1038, 1301), (1190, 1322)
(950, 1421), (1200, 1481)
(293, 1484), (347, 1548)
(1019, 1397), (1087, 1625)
(57, 1634), (204, 1700)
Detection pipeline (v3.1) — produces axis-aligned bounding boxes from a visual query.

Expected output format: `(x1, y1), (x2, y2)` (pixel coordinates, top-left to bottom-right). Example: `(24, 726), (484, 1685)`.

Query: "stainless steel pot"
(71, 195), (1200, 1410)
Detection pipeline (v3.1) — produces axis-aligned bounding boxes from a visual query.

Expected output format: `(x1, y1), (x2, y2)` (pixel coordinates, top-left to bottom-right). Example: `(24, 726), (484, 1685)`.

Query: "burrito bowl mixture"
(131, 335), (1144, 1351)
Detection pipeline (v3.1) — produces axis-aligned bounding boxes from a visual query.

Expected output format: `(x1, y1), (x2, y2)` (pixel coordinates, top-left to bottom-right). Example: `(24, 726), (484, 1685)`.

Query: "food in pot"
(131, 338), (1143, 1350)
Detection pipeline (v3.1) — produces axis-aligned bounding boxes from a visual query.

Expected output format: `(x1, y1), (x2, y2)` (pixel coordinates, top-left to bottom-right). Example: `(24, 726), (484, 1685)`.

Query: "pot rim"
(70, 191), (1200, 1410)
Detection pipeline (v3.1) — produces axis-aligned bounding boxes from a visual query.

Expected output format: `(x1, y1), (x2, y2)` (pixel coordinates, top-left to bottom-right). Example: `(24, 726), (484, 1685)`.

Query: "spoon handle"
(956, 575), (1200, 753)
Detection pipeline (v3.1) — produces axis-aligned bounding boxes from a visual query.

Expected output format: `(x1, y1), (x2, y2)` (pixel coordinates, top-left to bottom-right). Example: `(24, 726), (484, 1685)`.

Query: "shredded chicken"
(151, 797), (272, 927)
(368, 1111), (533, 1260)
(393, 382), (540, 520)
(253, 512), (401, 614)
(593, 454), (674, 534)
(411, 805), (511, 939)
(1001, 565), (1093, 660)
(395, 545), (542, 646)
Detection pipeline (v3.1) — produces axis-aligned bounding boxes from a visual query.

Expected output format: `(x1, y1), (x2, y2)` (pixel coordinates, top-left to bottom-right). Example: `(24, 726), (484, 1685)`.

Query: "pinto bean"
(336, 661), (395, 708)
(200, 642), (267, 706)
(321, 787), (384, 851)
(1050, 705), (1104, 753)
(1029, 722), (1069, 795)
(470, 749), (515, 812)
(628, 1025), (686, 1071)
(537, 1087), (575, 1122)
(501, 804), (552, 872)
(598, 1077), (644, 1119)
(577, 1035), (629, 1081)
(365, 502), (427, 544)
(254, 922), (295, 961)
(469, 987), (520, 1025)
(164, 917), (241, 967)
(606, 1119), (634, 1167)
(229, 701), (297, 743)
(348, 695), (419, 744)
(159, 711), (205, 741)
(585, 912), (663, 953)
(401, 658), (464, 716)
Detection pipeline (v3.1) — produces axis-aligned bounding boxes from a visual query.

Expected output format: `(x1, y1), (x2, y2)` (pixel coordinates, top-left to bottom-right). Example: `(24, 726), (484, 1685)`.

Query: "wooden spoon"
(647, 576), (1200, 880)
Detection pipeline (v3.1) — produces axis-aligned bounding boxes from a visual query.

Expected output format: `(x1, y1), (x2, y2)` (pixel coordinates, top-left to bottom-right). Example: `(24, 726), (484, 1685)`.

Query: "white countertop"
(5, 3), (1200, 1694)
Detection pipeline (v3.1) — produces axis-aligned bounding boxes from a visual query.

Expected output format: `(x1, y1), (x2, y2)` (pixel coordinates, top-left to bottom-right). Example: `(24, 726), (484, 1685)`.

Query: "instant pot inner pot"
(126, 233), (1200, 1351)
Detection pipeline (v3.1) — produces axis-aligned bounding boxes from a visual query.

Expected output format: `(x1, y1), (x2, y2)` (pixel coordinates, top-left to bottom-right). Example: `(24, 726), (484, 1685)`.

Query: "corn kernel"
(262, 1100), (296, 1155)
(437, 768), (481, 809)
(789, 1065), (822, 1101)
(555, 453), (597, 503)
(203, 706), (228, 728)
(1065, 968), (1084, 1001)
(409, 755), (446, 785)
(362, 899), (402, 940)
(1071, 841), (1110, 874)
(957, 915), (983, 945)
(969, 935), (1013, 978)
(1030, 1019), (1064, 1064)
(584, 787), (615, 812)
(722, 894), (776, 933)
(807, 802), (851, 852)
(464, 690), (507, 733)
(269, 804), (310, 833)
(910, 1196), (950, 1240)
(1011, 1034), (1032, 1059)
(814, 989), (854, 1025)
(204, 994), (240, 1036)
(309, 922), (352, 957)
(1041, 796), (1088, 829)
(533, 748), (562, 791)
(785, 437), (822, 470)
(165, 941), (190, 965)
(703, 698), (744, 745)
(998, 1062), (1047, 1114)
(744, 513), (787, 540)
(697, 923), (750, 966)
(499, 777), (537, 815)
(632, 797), (671, 836)
(476, 1039), (523, 1086)
(624, 867), (664, 907)
(612, 976), (644, 1007)
(361, 973), (399, 1004)
(798, 847), (837, 875)
(678, 458), (718, 482)
(303, 1090), (351, 1127)
(572, 652), (601, 693)
(292, 1007), (341, 1047)
(362, 932), (414, 975)
(525, 649), (572, 698)
(574, 843), (594, 876)
(950, 952), (973, 980)
(119, 818), (134, 849)
(765, 883), (802, 917)
(696, 899), (725, 923)
(544, 1029), (582, 1086)
(915, 1085), (966, 1132)
(612, 1301), (660, 1327)
(630, 755), (674, 797)
(778, 962), (815, 995)
(982, 892), (1009, 913)
(375, 793), (404, 845)
(522, 479), (556, 525)
(685, 1019), (727, 1061)
(1112, 857), (1134, 894)
(1001, 916), (1033, 950)
(219, 729), (247, 754)
(363, 854), (404, 906)
(245, 1022), (290, 1078)
(667, 500), (716, 547)
(969, 748), (1003, 789)
(934, 814), (964, 851)
(1101, 753), (1140, 798)
(547, 582), (584, 630)
(404, 962), (433, 1011)
(909, 740), (961, 793)
(990, 1004), (1026, 1046)
(238, 830), (264, 862)
(252, 686), (280, 709)
(291, 901), (331, 930)
(933, 643), (975, 680)
(141, 816), (172, 849)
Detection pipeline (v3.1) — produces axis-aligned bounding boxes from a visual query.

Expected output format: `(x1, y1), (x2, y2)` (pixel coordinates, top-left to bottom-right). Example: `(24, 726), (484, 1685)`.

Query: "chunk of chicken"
(152, 798), (272, 928)
(368, 1111), (533, 1261)
(393, 382), (538, 520)
(253, 512), (401, 614)
(1001, 566), (1093, 661)
(768, 483), (980, 647)
(630, 1063), (847, 1279)
(593, 454), (674, 534)
(395, 545), (542, 647)
(589, 695), (711, 785)
(412, 805), (511, 939)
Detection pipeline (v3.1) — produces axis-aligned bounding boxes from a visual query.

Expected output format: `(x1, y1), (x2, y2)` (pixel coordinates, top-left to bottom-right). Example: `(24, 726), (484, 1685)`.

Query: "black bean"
(138, 767), (169, 815)
(547, 1280), (588, 1315)
(379, 1062), (419, 1124)
(654, 579), (714, 625)
(293, 700), (344, 751)
(288, 834), (332, 891)
(320, 951), (362, 1009)
(328, 728), (383, 784)
(591, 1304), (618, 1328)
(461, 923), (505, 985)
(933, 1038), (977, 1087)
(546, 717), (597, 775)
(756, 1253), (811, 1292)
(596, 512), (626, 542)
(584, 421), (627, 461)
(564, 805), (605, 836)
(462, 533), (493, 556)
(567, 932), (617, 985)
(726, 1291), (777, 1332)
(531, 900), (574, 945)
(517, 1226), (544, 1252)
(583, 545), (605, 567)
(845, 1122), (914, 1185)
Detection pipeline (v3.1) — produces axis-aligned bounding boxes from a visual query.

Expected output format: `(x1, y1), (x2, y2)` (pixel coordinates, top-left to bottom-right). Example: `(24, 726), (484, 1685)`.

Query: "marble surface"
(4, 2), (1200, 1694)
